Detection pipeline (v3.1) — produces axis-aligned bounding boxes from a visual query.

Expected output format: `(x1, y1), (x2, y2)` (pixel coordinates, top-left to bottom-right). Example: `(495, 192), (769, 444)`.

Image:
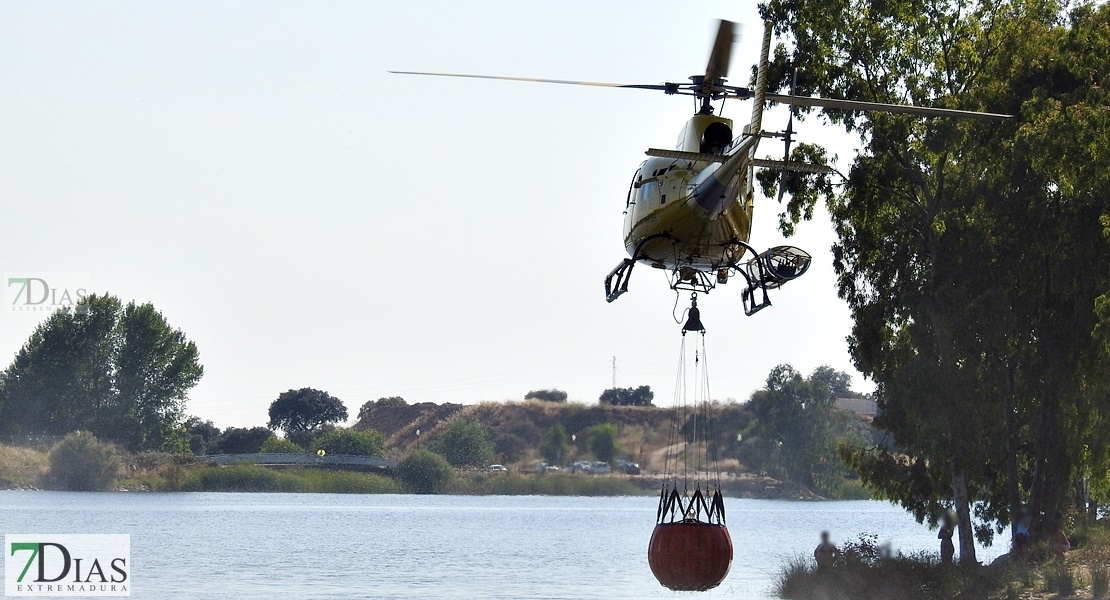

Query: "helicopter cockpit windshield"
(700, 122), (733, 154)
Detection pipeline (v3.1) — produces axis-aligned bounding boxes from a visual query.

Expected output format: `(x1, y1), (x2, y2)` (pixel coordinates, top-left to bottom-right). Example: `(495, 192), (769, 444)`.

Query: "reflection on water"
(0, 492), (1003, 599)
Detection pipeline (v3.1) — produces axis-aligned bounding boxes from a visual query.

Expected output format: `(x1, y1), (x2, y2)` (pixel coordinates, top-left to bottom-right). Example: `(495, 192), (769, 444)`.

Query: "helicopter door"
(635, 175), (661, 207)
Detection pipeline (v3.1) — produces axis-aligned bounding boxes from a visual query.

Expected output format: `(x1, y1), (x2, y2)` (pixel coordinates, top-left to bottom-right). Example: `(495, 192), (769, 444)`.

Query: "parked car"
(618, 460), (641, 475)
(486, 464), (508, 472)
(569, 460), (592, 473)
(590, 461), (612, 474)
(570, 460), (612, 474)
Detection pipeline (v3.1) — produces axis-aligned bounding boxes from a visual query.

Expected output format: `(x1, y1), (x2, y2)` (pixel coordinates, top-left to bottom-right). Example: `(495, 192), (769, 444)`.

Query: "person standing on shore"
(938, 512), (955, 565)
(814, 531), (839, 573)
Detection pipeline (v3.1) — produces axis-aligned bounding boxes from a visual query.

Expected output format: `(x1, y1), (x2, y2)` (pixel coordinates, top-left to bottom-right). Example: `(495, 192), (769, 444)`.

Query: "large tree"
(587, 423), (620, 464)
(539, 423), (572, 466)
(525, 389), (568, 403)
(267, 388), (348, 447)
(213, 426), (273, 454)
(760, 0), (1110, 559)
(741, 365), (867, 496)
(429, 420), (494, 467)
(599, 386), (654, 407)
(0, 294), (203, 451)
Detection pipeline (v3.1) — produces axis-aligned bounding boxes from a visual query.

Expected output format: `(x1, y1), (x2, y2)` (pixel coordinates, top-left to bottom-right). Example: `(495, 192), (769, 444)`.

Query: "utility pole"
(611, 356), (617, 388)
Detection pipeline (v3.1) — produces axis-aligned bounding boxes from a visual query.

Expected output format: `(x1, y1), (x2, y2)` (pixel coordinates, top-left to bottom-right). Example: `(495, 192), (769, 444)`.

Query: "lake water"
(0, 492), (1005, 598)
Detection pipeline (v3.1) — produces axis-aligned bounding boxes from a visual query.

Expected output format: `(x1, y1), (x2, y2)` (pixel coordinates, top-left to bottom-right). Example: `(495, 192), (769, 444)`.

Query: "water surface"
(0, 492), (1003, 598)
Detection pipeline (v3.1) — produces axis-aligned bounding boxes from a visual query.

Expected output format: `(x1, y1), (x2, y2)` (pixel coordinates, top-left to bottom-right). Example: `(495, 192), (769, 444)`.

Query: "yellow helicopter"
(393, 21), (1009, 316)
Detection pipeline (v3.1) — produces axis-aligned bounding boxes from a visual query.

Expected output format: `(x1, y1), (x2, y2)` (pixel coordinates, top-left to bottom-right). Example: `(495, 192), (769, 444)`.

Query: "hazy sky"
(0, 1), (869, 428)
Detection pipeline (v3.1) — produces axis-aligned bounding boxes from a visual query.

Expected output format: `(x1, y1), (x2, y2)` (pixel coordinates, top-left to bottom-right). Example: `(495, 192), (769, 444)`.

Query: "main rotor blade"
(703, 20), (737, 84)
(764, 93), (1012, 120)
(389, 71), (672, 91)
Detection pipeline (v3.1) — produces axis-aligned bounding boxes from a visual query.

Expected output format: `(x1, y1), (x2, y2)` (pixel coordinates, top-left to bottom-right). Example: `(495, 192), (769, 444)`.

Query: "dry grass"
(0, 445), (49, 488)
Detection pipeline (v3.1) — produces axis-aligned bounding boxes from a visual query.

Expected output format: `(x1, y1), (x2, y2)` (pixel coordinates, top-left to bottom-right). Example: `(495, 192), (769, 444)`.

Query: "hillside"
(355, 399), (752, 474)
(353, 399), (838, 498)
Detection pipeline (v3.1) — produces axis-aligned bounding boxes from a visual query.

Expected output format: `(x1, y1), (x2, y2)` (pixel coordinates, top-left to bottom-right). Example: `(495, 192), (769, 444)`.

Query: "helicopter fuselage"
(622, 114), (757, 275)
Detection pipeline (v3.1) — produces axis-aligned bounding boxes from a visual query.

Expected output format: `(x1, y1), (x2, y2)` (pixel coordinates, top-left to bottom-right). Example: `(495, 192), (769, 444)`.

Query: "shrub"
(1042, 563), (1077, 597)
(539, 423), (571, 466)
(1092, 562), (1109, 600)
(587, 423), (620, 463)
(173, 465), (402, 493)
(313, 429), (385, 457)
(492, 432), (527, 464)
(48, 432), (122, 491)
(260, 437), (303, 453)
(395, 449), (453, 494)
(774, 555), (820, 600)
(213, 427), (272, 454)
(429, 420), (494, 467)
(0, 445), (49, 488)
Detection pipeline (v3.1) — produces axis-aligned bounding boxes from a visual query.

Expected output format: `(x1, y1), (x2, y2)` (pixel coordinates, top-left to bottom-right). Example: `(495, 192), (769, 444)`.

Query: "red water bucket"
(647, 522), (733, 591)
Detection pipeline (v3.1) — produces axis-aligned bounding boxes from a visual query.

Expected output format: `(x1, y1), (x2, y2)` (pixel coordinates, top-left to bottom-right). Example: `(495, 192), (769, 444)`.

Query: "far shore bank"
(4, 453), (832, 499)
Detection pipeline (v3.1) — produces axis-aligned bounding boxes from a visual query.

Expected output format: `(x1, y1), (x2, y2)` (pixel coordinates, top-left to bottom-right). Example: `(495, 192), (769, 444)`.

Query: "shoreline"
(5, 463), (830, 499)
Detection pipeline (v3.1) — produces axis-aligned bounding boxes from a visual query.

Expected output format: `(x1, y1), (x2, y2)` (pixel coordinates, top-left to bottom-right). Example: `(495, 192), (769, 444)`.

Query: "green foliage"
(740, 365), (867, 496)
(525, 389), (567, 403)
(598, 385), (653, 407)
(586, 423), (620, 463)
(313, 429), (385, 457)
(491, 431), (527, 464)
(259, 437), (302, 454)
(395, 449), (453, 494)
(214, 427), (272, 454)
(774, 534), (1020, 600)
(267, 388), (348, 442)
(1041, 563), (1077, 597)
(174, 465), (401, 493)
(429, 420), (494, 467)
(0, 444), (49, 488)
(184, 417), (221, 455)
(761, 0), (1110, 557)
(48, 432), (121, 491)
(358, 396), (406, 422)
(538, 423), (571, 465)
(0, 294), (203, 451)
(504, 422), (542, 446)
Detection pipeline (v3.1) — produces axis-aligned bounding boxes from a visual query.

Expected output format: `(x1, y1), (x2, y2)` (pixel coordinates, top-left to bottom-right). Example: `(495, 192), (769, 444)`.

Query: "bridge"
(202, 453), (397, 470)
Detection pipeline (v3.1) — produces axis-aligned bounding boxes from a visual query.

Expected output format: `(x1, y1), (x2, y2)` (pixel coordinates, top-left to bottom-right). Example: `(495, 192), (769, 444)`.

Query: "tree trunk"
(952, 469), (978, 565)
(1004, 363), (1020, 542)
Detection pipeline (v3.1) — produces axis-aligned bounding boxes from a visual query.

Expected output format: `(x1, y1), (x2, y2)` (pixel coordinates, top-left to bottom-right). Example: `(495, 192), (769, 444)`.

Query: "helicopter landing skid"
(604, 233), (672, 303)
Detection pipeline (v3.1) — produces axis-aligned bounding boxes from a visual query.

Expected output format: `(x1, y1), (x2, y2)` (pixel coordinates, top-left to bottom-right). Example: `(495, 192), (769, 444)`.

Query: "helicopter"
(393, 20), (1010, 316)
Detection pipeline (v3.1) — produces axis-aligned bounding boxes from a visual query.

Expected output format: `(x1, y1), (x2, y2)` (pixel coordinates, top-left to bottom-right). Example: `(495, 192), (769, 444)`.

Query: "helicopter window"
(700, 122), (733, 154)
(626, 170), (641, 207)
(638, 180), (660, 205)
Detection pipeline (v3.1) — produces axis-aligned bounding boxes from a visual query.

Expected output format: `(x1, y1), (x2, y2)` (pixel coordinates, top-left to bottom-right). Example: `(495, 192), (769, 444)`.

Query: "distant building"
(835, 396), (878, 417)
